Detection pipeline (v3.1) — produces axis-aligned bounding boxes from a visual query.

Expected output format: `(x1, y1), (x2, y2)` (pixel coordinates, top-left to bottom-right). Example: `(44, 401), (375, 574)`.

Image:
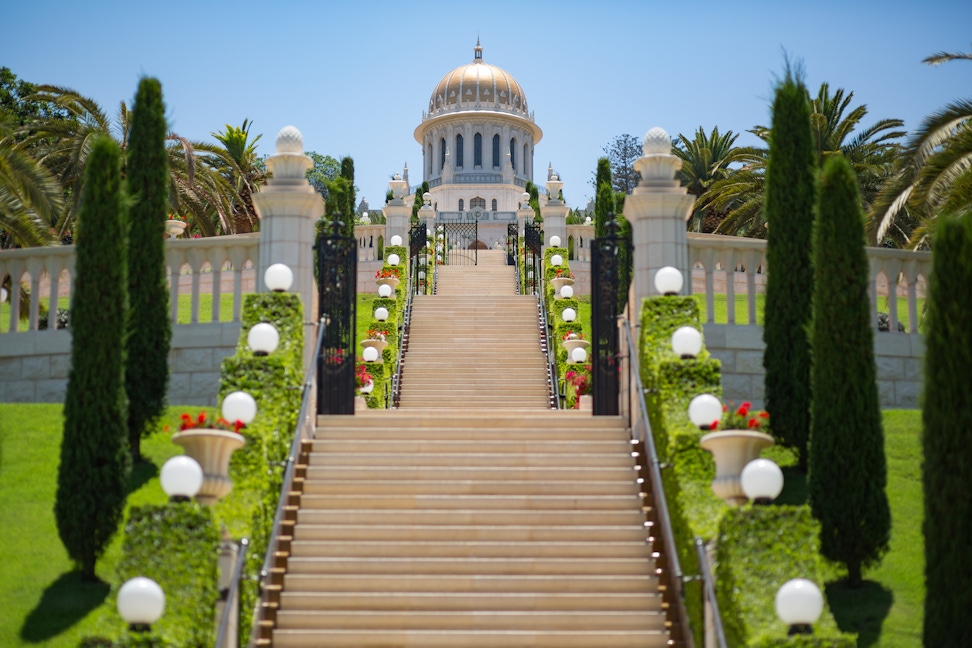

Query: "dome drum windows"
(492, 134), (500, 168)
(474, 133), (483, 167)
(491, 198), (498, 211)
(456, 134), (464, 169)
(470, 197), (486, 210)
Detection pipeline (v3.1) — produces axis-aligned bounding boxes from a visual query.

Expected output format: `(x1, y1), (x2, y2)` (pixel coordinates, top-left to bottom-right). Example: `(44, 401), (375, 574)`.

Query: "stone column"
(622, 127), (695, 306)
(516, 192), (534, 235)
(252, 125), (323, 372)
(383, 174), (410, 246)
(541, 175), (568, 250)
(418, 192), (435, 231)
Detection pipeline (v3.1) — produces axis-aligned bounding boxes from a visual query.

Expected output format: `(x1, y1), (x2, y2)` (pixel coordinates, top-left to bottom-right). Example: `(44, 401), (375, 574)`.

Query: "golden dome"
(428, 41), (528, 117)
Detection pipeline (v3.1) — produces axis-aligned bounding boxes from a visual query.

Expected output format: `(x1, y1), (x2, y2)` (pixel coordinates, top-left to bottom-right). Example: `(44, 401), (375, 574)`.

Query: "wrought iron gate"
(591, 214), (620, 416)
(316, 219), (357, 415)
(436, 221), (478, 266)
(409, 221), (428, 295)
(523, 222), (542, 295)
(506, 223), (518, 268)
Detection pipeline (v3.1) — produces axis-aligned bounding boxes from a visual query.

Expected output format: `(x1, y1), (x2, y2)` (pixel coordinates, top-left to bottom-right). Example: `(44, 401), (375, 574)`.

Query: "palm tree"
(0, 114), (59, 247)
(673, 126), (747, 232)
(867, 46), (972, 248)
(703, 84), (904, 237)
(210, 119), (267, 234)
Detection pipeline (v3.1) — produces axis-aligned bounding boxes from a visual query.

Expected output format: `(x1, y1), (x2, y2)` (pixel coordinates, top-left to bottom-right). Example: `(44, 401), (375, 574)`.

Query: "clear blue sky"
(3, 0), (970, 209)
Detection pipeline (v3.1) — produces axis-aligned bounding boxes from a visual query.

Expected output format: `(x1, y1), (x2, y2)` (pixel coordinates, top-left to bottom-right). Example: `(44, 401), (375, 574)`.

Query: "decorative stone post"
(516, 192), (535, 235)
(622, 127), (695, 305)
(541, 175), (568, 250)
(383, 173), (410, 246)
(215, 529), (240, 647)
(252, 125), (323, 372)
(418, 192), (435, 231)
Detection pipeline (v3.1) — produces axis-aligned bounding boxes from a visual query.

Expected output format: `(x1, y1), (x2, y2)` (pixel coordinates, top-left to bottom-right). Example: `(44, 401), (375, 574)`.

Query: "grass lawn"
(0, 404), (210, 647)
(766, 409), (924, 647)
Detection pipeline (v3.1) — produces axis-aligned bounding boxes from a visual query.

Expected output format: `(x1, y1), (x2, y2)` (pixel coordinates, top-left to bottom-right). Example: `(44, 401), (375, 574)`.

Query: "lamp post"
(688, 393), (722, 431)
(374, 307), (389, 322)
(741, 458), (785, 505)
(390, 234), (403, 246)
(561, 308), (577, 323)
(671, 326), (703, 359)
(560, 285), (574, 299)
(362, 346), (380, 362)
(159, 456), (203, 503)
(247, 323), (279, 357)
(654, 266), (683, 296)
(775, 578), (824, 635)
(117, 577), (165, 633)
(377, 283), (393, 298)
(550, 235), (561, 247)
(222, 391), (257, 426)
(387, 253), (401, 266)
(264, 264), (293, 292)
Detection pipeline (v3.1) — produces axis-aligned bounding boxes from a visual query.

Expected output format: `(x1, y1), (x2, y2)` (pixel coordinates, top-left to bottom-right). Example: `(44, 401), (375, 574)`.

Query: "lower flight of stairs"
(257, 410), (672, 647)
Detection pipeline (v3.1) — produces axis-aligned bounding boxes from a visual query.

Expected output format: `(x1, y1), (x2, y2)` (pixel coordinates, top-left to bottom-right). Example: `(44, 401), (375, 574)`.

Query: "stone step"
(314, 427), (628, 442)
(279, 573), (659, 594)
(271, 629), (671, 648)
(316, 411), (625, 429)
(306, 452), (635, 468)
(288, 539), (652, 559)
(290, 523), (648, 542)
(277, 590), (662, 611)
(303, 465), (635, 482)
(297, 493), (641, 510)
(308, 439), (632, 454)
(302, 479), (639, 497)
(285, 555), (654, 576)
(294, 508), (646, 526)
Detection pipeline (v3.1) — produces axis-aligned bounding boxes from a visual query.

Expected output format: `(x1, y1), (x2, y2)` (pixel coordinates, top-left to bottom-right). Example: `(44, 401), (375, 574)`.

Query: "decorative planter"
(171, 429), (246, 505)
(359, 380), (374, 394)
(376, 277), (400, 292)
(165, 219), (187, 238)
(699, 430), (774, 506)
(563, 338), (590, 362)
(550, 277), (574, 298)
(354, 396), (368, 411)
(579, 394), (593, 411)
(360, 339), (388, 354)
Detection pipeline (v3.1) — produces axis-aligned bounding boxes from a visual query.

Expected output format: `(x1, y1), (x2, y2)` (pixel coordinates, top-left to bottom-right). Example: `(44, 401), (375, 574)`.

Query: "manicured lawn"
(0, 404), (207, 647)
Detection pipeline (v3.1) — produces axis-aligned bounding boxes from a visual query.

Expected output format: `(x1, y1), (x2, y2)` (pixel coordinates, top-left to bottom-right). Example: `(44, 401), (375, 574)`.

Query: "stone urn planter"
(699, 430), (774, 506)
(579, 394), (593, 412)
(165, 219), (187, 238)
(171, 430), (246, 505)
(360, 339), (388, 354)
(563, 338), (590, 362)
(550, 277), (574, 298)
(376, 277), (400, 292)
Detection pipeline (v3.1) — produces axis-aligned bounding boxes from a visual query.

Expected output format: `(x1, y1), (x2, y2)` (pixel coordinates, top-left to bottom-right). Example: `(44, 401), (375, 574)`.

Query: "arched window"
(455, 134), (464, 169)
(470, 197), (486, 209)
(492, 134), (500, 168)
(458, 199), (464, 211)
(439, 138), (446, 170)
(491, 198), (497, 211)
(510, 137), (517, 172)
(474, 133), (482, 167)
(427, 143), (432, 177)
(523, 143), (529, 177)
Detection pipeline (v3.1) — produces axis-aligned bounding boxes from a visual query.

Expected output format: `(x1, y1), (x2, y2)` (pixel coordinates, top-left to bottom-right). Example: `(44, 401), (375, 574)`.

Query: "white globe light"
(264, 263), (293, 292)
(426, 228), (432, 236)
(560, 285), (574, 299)
(562, 308), (577, 322)
(0, 286), (7, 303)
(418, 271), (426, 279)
(654, 266), (683, 295)
(387, 253), (400, 266)
(551, 254), (563, 266)
(521, 192), (530, 203)
(741, 459), (784, 502)
(571, 346), (588, 363)
(117, 577), (165, 626)
(550, 235), (562, 247)
(671, 326), (703, 359)
(688, 393), (722, 430)
(527, 271), (534, 280)
(377, 283), (393, 298)
(362, 346), (380, 362)
(775, 579), (824, 628)
(390, 235), (403, 246)
(585, 216), (592, 224)
(222, 391), (257, 425)
(359, 380), (374, 394)
(436, 254), (443, 262)
(247, 322), (279, 356)
(160, 456), (203, 500)
(374, 307), (389, 321)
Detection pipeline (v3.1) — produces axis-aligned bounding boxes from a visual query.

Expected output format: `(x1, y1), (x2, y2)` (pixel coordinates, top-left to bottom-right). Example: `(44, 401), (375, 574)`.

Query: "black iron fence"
(316, 219), (357, 415)
(524, 222), (542, 296)
(409, 221), (428, 296)
(591, 214), (620, 416)
(436, 221), (479, 266)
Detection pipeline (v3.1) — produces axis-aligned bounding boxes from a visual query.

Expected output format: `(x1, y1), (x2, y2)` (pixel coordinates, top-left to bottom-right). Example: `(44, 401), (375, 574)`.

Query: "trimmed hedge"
(716, 507), (854, 647)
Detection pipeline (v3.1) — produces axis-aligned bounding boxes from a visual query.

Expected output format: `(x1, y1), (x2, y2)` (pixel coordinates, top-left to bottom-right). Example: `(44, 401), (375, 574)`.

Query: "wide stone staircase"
(261, 250), (672, 647)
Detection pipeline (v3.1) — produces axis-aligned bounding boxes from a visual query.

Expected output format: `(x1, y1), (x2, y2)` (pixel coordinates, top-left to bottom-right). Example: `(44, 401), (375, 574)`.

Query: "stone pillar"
(383, 174), (410, 245)
(215, 530), (240, 647)
(622, 127), (695, 306)
(252, 125), (323, 372)
(516, 191), (534, 235)
(541, 175), (568, 250)
(418, 192), (435, 231)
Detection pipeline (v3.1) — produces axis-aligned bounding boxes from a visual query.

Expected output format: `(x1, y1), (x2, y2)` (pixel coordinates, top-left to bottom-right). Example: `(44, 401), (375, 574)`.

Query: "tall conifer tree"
(125, 77), (171, 462)
(808, 154), (890, 586)
(922, 214), (972, 644)
(762, 67), (816, 470)
(56, 136), (130, 580)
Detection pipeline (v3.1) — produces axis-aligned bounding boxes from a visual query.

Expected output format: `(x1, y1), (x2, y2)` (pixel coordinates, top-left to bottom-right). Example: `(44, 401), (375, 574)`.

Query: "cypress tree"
(55, 136), (130, 581)
(922, 214), (972, 644)
(125, 77), (171, 462)
(340, 156), (356, 233)
(808, 154), (890, 587)
(594, 157), (612, 238)
(762, 67), (816, 471)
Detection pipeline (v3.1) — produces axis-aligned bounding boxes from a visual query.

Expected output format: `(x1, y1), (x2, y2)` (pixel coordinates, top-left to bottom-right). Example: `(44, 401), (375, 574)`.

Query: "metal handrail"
(696, 537), (729, 648)
(249, 316), (327, 639)
(214, 537), (249, 647)
(391, 271), (413, 408)
(537, 272), (561, 410)
(621, 317), (693, 645)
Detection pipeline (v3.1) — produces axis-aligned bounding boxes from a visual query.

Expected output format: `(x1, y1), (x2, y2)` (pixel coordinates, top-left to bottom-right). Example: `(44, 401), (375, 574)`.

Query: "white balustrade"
(565, 224), (594, 262)
(355, 224), (386, 262)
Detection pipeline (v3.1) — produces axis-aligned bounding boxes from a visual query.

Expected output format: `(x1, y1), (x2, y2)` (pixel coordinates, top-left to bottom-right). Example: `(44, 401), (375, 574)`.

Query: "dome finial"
(474, 37), (483, 62)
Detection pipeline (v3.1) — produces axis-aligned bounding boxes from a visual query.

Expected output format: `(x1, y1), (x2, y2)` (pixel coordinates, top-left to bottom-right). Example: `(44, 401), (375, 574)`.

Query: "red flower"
(758, 411), (770, 419)
(711, 420), (720, 430)
(736, 402), (751, 417)
(748, 418), (760, 429)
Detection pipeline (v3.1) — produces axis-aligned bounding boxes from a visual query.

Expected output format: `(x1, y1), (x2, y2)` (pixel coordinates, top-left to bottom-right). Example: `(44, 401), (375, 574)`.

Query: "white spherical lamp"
(426, 228), (432, 236)
(585, 216), (592, 224)
(387, 253), (400, 266)
(418, 271), (426, 280)
(160, 456), (203, 501)
(741, 458), (784, 503)
(390, 235), (403, 246)
(117, 577), (165, 631)
(374, 307), (389, 321)
(362, 346), (380, 362)
(688, 393), (722, 430)
(247, 322), (279, 356)
(527, 270), (534, 280)
(571, 346), (588, 363)
(562, 308), (577, 322)
(264, 263), (293, 292)
(551, 254), (563, 266)
(654, 266), (683, 296)
(671, 326), (703, 359)
(222, 391), (257, 425)
(550, 235), (562, 247)
(560, 284), (574, 299)
(359, 380), (374, 394)
(377, 283), (393, 298)
(775, 578), (824, 635)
